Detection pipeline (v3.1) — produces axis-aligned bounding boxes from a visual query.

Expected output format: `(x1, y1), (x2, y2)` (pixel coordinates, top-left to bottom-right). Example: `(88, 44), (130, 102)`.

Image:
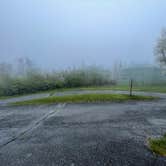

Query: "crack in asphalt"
(0, 104), (66, 150)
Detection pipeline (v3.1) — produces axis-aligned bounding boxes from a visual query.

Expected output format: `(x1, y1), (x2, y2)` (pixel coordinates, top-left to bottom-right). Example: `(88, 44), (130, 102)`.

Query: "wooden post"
(129, 79), (133, 96)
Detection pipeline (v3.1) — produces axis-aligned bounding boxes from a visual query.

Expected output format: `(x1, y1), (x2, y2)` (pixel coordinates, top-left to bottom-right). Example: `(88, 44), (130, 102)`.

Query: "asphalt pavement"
(0, 90), (166, 166)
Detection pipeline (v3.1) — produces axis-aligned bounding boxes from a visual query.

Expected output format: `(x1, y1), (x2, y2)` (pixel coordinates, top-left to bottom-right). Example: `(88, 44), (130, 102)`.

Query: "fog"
(0, 0), (166, 69)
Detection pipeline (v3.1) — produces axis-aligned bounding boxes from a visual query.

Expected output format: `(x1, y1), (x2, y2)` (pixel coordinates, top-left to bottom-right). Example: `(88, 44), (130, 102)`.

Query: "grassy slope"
(149, 134), (166, 156)
(12, 93), (155, 106)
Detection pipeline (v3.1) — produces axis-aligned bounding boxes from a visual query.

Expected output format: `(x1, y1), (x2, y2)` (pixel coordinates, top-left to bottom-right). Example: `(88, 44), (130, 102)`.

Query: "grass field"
(12, 93), (155, 106)
(43, 85), (166, 95)
(44, 85), (166, 97)
(77, 85), (166, 93)
(149, 134), (166, 156)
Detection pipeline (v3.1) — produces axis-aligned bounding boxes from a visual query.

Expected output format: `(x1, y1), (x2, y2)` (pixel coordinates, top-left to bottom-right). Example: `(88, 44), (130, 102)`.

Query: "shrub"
(0, 66), (116, 96)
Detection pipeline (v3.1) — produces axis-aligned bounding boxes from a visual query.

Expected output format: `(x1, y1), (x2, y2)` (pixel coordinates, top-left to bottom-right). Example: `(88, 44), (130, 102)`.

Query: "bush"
(0, 66), (116, 96)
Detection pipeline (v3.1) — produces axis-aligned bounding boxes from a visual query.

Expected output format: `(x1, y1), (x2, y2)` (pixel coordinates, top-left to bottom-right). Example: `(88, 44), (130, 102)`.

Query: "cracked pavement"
(0, 90), (166, 165)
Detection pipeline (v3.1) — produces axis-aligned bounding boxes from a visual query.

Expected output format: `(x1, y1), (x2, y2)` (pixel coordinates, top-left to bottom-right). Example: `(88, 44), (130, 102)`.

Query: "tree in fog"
(16, 57), (37, 76)
(155, 29), (166, 66)
(0, 63), (12, 75)
(111, 61), (122, 81)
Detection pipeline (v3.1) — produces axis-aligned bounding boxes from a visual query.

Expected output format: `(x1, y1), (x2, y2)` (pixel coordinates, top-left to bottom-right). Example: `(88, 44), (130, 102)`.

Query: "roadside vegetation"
(0, 65), (115, 97)
(12, 93), (155, 106)
(149, 134), (166, 156)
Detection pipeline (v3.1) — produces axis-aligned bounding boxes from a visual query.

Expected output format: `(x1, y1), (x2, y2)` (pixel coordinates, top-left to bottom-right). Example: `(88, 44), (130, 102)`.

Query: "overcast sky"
(0, 0), (166, 69)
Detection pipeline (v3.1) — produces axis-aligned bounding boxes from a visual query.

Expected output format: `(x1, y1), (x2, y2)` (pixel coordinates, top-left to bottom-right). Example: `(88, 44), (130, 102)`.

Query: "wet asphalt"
(0, 90), (166, 166)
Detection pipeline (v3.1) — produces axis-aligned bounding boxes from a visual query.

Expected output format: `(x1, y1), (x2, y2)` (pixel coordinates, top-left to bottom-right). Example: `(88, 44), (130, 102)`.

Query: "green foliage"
(155, 29), (166, 66)
(149, 134), (166, 156)
(12, 93), (155, 106)
(0, 66), (115, 96)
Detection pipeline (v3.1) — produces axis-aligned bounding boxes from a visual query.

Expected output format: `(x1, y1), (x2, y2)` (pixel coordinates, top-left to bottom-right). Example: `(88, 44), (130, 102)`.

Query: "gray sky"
(0, 0), (166, 69)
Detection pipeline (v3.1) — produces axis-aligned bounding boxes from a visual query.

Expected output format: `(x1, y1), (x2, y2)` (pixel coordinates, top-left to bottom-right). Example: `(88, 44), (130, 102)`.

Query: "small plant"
(149, 134), (166, 156)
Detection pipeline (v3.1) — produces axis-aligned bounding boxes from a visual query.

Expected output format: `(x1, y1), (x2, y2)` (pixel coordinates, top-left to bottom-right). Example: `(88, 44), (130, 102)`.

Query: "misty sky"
(0, 0), (166, 69)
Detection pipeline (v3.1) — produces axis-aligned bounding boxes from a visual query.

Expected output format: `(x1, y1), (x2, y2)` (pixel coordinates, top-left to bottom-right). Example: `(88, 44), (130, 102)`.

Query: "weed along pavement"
(0, 90), (166, 166)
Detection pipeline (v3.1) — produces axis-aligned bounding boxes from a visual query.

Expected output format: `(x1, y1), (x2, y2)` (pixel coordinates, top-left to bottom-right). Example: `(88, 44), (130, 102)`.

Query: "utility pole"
(129, 79), (133, 96)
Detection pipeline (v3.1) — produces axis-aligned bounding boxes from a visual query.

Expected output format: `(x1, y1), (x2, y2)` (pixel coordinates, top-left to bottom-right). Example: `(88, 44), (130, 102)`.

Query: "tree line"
(0, 61), (115, 96)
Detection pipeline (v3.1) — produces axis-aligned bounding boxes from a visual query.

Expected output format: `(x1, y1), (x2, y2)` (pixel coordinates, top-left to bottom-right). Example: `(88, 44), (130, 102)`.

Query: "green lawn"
(149, 134), (166, 156)
(77, 85), (166, 93)
(11, 93), (155, 106)
(47, 85), (166, 96)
